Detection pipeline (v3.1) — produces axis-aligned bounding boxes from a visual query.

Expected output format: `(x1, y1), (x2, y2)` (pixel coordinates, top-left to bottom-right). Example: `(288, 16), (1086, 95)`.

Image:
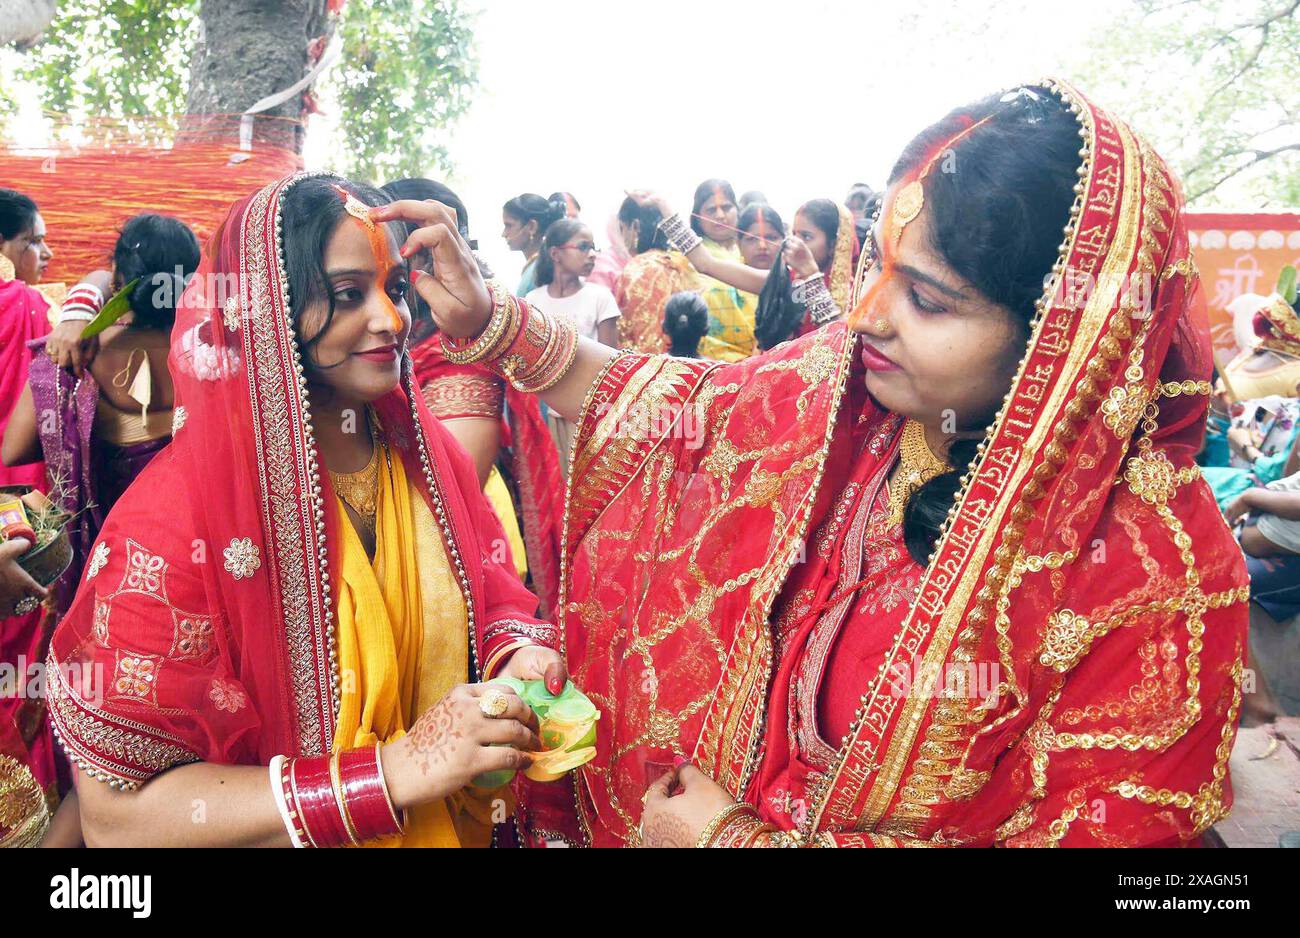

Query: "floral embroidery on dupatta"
(86, 541), (110, 581)
(110, 651), (162, 706)
(222, 537), (260, 580)
(209, 678), (248, 713)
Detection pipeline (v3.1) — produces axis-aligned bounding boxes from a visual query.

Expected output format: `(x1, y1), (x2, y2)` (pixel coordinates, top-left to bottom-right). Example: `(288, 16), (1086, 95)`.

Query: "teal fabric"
(1202, 410), (1299, 510)
(1205, 466), (1256, 510)
(1199, 413), (1231, 468)
(517, 258), (537, 297)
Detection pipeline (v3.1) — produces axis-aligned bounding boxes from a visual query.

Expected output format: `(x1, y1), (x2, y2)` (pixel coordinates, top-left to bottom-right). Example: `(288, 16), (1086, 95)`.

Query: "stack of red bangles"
(441, 281), (580, 394)
(269, 745), (405, 848)
(57, 281), (106, 324)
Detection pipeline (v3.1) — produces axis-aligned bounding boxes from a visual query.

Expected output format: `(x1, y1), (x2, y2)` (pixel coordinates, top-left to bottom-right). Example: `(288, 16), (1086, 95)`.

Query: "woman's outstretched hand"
(369, 200), (491, 340)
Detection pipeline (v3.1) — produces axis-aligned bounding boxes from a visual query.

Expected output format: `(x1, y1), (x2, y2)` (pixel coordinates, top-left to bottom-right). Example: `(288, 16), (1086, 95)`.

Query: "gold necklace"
(329, 421), (382, 534)
(886, 419), (950, 526)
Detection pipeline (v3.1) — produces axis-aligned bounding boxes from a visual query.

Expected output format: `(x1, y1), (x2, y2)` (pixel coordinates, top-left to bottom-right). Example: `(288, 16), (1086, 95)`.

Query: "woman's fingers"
(675, 763), (706, 790)
(544, 658), (567, 696)
(467, 683), (538, 730)
(73, 339), (97, 376)
(371, 198), (461, 235)
(479, 717), (542, 752)
(399, 220), (464, 264)
(375, 197), (473, 276)
(643, 769), (675, 806)
(475, 744), (531, 773)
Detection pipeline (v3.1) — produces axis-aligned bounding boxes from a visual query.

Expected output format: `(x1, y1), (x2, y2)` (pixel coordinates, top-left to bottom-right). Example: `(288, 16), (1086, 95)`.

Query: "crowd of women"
(0, 76), (1287, 848)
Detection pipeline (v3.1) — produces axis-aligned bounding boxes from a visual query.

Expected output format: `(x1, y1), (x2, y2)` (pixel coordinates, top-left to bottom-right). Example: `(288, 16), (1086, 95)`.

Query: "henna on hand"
(641, 811), (694, 849)
(406, 697), (464, 776)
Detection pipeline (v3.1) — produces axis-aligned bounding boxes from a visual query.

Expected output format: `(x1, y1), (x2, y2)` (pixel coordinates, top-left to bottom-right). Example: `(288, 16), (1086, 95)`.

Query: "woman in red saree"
(384, 78), (1248, 847)
(46, 174), (565, 847)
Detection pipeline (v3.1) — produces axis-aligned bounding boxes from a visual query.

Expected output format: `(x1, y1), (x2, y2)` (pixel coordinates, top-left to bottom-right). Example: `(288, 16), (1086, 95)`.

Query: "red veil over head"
(557, 79), (1247, 846)
(47, 174), (550, 788)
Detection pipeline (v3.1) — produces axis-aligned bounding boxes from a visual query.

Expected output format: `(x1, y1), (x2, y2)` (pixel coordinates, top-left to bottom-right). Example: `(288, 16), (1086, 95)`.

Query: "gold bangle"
(483, 638), (534, 680)
(695, 802), (756, 848)
(493, 293), (525, 361)
(329, 751), (362, 847)
(442, 281), (511, 365)
(513, 309), (579, 393)
(518, 322), (578, 393)
(373, 743), (405, 833)
(714, 812), (771, 848)
(753, 827), (803, 847)
(498, 301), (552, 384)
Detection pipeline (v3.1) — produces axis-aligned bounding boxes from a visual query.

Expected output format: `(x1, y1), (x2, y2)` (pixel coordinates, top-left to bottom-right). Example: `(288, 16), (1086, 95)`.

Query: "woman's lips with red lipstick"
(860, 340), (901, 373)
(355, 343), (399, 363)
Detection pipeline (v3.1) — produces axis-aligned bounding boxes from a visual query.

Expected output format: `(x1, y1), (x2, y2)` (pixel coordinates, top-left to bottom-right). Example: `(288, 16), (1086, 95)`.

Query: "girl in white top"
(525, 218), (621, 348)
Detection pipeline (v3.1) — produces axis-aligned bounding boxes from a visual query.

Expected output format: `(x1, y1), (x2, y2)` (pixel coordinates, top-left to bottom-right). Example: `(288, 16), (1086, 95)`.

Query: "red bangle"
(338, 745), (404, 841)
(290, 755), (352, 848)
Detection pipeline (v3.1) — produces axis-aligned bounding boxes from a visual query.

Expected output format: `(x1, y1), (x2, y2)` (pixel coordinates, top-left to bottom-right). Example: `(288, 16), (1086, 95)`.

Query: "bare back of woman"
(89, 323), (174, 418)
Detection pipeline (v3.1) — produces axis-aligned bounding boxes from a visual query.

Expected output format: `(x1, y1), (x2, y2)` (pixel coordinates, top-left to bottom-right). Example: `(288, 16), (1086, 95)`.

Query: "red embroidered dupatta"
(555, 79), (1247, 847)
(46, 175), (554, 789)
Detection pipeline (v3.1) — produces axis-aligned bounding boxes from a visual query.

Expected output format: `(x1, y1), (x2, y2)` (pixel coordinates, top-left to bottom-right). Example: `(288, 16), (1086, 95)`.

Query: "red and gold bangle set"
(441, 281), (580, 394)
(273, 744), (404, 848)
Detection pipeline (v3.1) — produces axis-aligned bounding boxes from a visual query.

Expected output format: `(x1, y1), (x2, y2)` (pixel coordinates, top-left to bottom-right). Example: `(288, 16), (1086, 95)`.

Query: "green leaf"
(1280, 266), (1298, 306)
(81, 278), (140, 339)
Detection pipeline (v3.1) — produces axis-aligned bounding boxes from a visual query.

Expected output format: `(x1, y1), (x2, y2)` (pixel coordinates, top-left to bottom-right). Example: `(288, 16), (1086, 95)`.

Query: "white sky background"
(305, 0), (1131, 285)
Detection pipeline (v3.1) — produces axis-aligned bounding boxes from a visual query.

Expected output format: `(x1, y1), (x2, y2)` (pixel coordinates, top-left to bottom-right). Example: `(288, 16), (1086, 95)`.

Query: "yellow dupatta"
(332, 441), (504, 848)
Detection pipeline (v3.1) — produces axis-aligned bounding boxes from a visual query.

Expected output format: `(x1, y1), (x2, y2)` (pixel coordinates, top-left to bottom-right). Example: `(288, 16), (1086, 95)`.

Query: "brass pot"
(0, 486), (73, 588)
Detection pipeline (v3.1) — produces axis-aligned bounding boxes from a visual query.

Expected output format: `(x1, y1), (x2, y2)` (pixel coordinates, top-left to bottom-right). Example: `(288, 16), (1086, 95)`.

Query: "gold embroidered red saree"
(551, 79), (1248, 847)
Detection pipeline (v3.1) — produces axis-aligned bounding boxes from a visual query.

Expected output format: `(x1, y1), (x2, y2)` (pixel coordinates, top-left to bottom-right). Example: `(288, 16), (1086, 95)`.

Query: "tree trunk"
(0, 0), (57, 48)
(182, 0), (333, 152)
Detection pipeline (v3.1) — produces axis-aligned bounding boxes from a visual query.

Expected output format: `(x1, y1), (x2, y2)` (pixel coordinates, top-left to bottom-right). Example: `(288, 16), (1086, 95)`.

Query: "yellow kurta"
(332, 445), (504, 848)
(696, 240), (757, 362)
(483, 465), (528, 579)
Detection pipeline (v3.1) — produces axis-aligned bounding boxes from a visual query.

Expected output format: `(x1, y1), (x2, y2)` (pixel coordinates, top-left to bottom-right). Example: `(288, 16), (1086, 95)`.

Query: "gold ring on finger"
(478, 688), (509, 718)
